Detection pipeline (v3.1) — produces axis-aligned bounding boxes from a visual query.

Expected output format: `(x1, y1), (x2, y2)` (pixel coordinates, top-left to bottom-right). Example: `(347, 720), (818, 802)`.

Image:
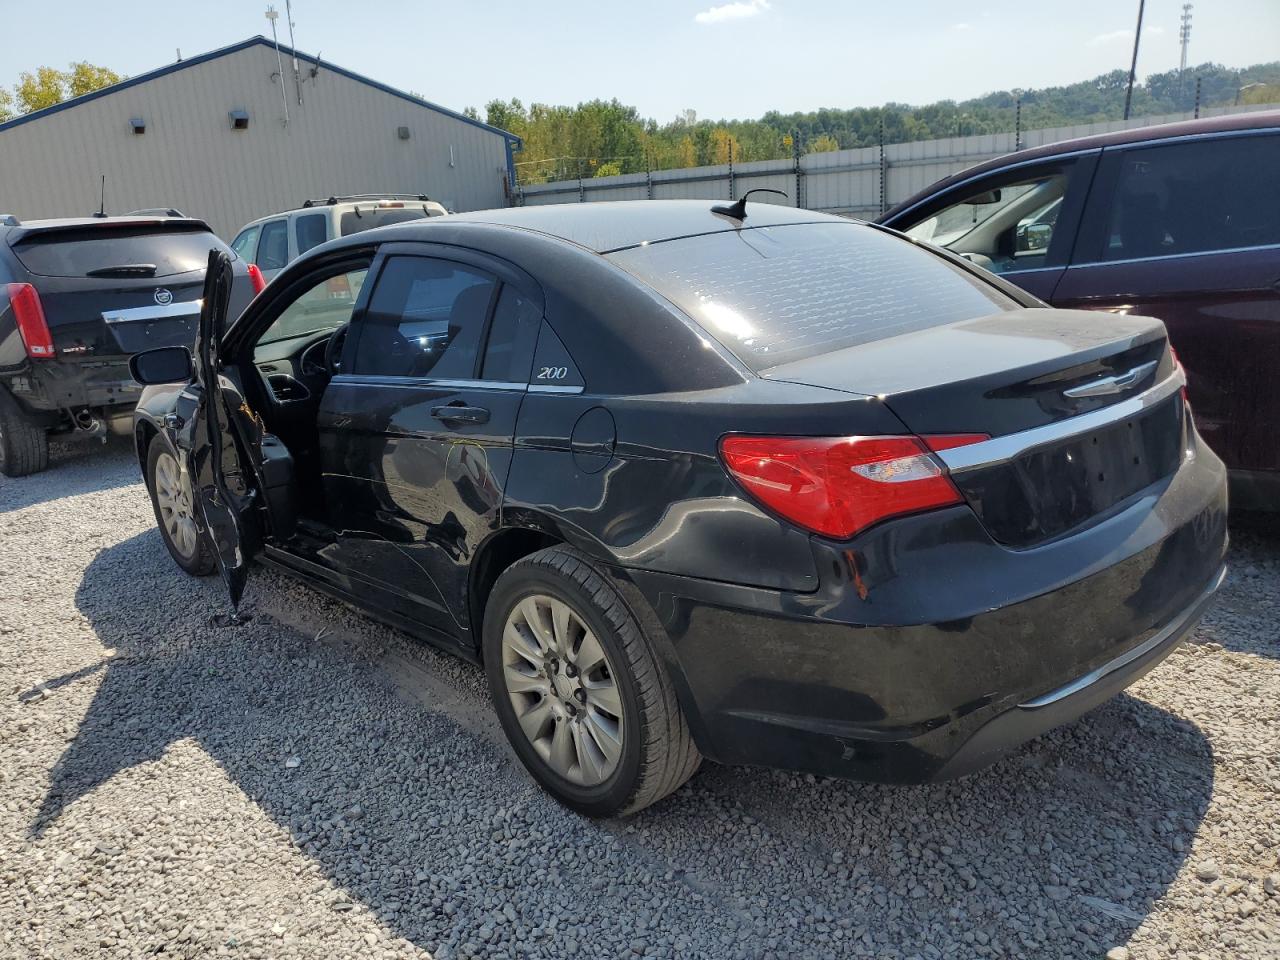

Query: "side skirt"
(258, 545), (481, 665)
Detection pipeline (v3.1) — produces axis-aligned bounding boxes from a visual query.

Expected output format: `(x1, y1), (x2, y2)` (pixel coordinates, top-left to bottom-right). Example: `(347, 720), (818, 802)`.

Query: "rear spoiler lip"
(6, 217), (215, 246)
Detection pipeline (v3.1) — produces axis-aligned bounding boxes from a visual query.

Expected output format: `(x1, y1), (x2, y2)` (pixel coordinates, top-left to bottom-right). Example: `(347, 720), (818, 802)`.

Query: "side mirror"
(130, 345), (193, 385)
(1018, 222), (1054, 253)
(963, 189), (1002, 205)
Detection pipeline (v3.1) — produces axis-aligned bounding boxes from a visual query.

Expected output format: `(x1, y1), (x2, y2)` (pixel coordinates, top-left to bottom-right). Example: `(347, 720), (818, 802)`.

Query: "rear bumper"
(3, 359), (141, 417)
(933, 563), (1223, 780)
(621, 428), (1229, 783)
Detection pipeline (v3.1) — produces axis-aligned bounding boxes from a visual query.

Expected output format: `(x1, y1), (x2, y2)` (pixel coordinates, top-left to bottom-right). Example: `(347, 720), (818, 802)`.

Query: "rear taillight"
(719, 433), (988, 539)
(247, 263), (266, 296)
(5, 283), (55, 358)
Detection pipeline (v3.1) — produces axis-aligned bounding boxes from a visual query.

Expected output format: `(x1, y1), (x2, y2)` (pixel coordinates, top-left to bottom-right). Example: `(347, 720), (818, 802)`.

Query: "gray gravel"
(2, 440), (1278, 959)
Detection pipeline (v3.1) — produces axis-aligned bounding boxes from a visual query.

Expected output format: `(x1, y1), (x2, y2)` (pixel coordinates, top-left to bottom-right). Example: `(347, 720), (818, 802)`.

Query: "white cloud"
(952, 22), (972, 30)
(1088, 25), (1165, 46)
(694, 0), (771, 25)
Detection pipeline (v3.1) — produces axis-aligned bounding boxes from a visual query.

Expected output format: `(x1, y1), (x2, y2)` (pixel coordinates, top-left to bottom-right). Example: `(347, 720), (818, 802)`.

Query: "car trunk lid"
(765, 308), (1185, 545)
(8, 220), (218, 358)
(24, 275), (205, 357)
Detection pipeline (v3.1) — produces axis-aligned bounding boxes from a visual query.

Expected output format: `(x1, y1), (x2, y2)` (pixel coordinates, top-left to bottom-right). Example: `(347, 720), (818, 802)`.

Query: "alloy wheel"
(500, 593), (624, 786)
(154, 450), (199, 560)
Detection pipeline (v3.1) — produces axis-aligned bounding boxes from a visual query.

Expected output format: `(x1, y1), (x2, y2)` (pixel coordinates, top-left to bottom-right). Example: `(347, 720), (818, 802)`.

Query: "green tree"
(594, 160), (622, 178)
(0, 87), (12, 122)
(66, 61), (123, 98)
(15, 66), (65, 113)
(13, 62), (123, 115)
(808, 133), (841, 153)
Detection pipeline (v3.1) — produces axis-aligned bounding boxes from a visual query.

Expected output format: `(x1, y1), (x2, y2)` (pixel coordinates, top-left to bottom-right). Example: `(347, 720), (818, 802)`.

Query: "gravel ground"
(1, 439), (1278, 960)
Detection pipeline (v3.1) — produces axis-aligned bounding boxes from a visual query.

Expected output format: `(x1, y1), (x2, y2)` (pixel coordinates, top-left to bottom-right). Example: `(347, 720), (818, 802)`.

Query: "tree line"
(0, 62), (124, 121)
(471, 61), (1280, 185)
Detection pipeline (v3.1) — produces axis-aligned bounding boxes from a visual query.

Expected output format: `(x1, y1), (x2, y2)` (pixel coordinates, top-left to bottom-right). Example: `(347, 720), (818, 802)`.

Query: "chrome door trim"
(936, 368), (1184, 474)
(329, 373), (527, 392)
(1067, 240), (1280, 270)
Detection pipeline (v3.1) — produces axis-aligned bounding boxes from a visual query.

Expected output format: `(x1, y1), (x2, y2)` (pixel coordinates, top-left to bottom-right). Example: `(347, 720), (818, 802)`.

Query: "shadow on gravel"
(41, 530), (1216, 959)
(0, 437), (138, 514)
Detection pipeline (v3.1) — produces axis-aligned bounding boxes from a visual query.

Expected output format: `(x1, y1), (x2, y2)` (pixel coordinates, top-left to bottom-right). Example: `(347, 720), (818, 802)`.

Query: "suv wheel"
(146, 438), (215, 575)
(484, 545), (701, 817)
(0, 390), (49, 477)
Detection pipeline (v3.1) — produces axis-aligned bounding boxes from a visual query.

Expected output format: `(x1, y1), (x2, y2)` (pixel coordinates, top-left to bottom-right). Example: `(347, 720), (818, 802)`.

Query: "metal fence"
(515, 103), (1271, 217)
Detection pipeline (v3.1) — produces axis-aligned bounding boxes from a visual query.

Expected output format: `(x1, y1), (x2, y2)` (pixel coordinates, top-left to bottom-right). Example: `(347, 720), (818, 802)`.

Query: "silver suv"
(231, 195), (448, 281)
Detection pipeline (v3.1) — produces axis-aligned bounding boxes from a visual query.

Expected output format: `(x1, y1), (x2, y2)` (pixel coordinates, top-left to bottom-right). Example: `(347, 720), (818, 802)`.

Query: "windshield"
(608, 222), (1016, 372)
(12, 226), (230, 278)
(256, 269), (368, 346)
(905, 182), (1042, 247)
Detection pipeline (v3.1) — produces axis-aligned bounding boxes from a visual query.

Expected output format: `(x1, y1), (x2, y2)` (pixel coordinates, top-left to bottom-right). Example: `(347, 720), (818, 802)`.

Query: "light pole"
(1123, 0), (1146, 121)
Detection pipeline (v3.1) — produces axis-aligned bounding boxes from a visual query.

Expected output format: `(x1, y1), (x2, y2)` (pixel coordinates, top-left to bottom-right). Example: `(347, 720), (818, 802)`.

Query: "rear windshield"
(608, 222), (1018, 372)
(339, 206), (434, 237)
(12, 226), (225, 279)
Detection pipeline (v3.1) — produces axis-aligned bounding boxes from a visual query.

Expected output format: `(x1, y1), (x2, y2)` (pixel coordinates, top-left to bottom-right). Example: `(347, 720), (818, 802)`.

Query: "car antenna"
(711, 188), (788, 221)
(94, 175), (108, 218)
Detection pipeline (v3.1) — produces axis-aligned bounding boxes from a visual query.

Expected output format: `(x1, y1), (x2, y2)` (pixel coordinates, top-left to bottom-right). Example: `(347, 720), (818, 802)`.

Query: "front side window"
(609, 222), (1017, 373)
(256, 219), (289, 270)
(231, 224), (261, 261)
(1095, 134), (1280, 262)
(294, 213), (328, 255)
(255, 268), (368, 350)
(350, 256), (496, 379)
(901, 170), (1071, 274)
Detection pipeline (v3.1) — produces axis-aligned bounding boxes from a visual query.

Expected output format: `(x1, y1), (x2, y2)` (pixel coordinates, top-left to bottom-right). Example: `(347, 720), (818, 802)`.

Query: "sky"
(2, 0), (1276, 123)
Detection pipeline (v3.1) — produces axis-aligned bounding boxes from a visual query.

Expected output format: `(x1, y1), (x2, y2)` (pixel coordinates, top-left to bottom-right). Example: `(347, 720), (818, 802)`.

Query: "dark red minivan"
(879, 111), (1280, 511)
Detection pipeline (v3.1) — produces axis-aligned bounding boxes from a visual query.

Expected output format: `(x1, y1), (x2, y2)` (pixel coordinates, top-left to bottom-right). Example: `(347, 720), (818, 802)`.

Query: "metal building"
(0, 37), (519, 237)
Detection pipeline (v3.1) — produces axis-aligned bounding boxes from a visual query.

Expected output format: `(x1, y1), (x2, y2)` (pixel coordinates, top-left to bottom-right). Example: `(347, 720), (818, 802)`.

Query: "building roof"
(0, 36), (520, 145)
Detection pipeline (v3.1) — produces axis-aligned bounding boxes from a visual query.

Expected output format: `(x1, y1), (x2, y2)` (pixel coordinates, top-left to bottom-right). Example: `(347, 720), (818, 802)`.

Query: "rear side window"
(351, 256), (496, 379)
(480, 286), (541, 382)
(257, 219), (288, 270)
(231, 225), (260, 261)
(11, 227), (223, 279)
(339, 206), (432, 236)
(608, 222), (1017, 372)
(294, 213), (328, 255)
(1097, 133), (1280, 261)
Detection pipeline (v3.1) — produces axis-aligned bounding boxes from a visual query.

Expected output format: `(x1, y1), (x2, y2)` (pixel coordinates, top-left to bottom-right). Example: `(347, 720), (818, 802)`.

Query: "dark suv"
(0, 215), (259, 475)
(879, 110), (1280, 511)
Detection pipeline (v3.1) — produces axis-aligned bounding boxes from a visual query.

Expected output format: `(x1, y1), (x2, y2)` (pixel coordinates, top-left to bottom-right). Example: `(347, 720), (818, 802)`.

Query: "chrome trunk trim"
(936, 368), (1185, 475)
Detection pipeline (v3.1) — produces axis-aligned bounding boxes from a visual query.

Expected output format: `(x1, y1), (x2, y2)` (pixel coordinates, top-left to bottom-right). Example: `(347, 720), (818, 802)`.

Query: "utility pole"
(1123, 0), (1146, 121)
(1179, 4), (1193, 75)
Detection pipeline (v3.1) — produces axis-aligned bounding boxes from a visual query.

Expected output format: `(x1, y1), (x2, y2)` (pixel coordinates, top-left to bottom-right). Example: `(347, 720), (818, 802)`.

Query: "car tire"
(146, 437), (216, 576)
(0, 389), (49, 477)
(484, 545), (701, 817)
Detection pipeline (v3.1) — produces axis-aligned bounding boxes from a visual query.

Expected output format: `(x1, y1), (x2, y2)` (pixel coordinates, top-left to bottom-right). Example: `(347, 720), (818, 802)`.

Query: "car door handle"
(430, 404), (490, 425)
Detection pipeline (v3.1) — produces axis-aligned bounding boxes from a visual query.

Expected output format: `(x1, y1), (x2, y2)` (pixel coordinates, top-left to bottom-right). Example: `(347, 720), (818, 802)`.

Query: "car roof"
(442, 199), (840, 253)
(882, 108), (1280, 222)
(238, 197), (446, 231)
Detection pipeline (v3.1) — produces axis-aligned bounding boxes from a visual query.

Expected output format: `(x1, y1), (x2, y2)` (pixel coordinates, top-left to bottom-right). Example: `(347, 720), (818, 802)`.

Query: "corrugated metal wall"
(0, 43), (512, 237)
(519, 104), (1272, 217)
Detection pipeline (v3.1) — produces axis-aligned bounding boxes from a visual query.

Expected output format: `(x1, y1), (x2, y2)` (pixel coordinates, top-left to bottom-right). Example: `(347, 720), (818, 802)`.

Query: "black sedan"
(128, 199), (1228, 816)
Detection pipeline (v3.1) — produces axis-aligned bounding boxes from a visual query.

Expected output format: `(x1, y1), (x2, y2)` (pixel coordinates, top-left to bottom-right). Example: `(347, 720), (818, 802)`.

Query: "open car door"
(188, 250), (266, 608)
